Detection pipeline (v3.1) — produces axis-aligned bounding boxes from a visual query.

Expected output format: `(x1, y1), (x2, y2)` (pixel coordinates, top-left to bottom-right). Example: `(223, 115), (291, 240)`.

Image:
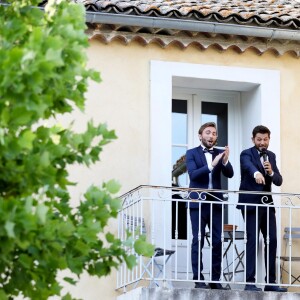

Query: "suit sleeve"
(269, 153), (283, 186)
(240, 150), (259, 177)
(186, 149), (210, 181)
(220, 161), (234, 178)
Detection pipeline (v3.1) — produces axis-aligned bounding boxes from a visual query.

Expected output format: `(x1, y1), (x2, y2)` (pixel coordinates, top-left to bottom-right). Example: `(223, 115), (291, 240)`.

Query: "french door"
(171, 88), (241, 275)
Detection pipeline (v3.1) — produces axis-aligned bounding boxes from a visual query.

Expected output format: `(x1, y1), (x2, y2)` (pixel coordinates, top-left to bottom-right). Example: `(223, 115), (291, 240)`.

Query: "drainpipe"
(86, 11), (300, 41)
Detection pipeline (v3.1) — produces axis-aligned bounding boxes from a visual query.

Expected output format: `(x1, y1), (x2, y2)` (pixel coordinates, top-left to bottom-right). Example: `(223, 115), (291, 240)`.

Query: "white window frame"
(150, 60), (280, 250)
(150, 61), (280, 187)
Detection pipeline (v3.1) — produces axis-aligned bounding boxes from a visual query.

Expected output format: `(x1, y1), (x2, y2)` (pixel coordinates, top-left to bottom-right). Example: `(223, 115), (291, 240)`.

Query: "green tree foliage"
(0, 0), (154, 299)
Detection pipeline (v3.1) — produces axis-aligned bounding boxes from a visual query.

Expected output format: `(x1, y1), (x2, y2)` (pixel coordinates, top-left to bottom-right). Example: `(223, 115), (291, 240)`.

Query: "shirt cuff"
(254, 171), (260, 178)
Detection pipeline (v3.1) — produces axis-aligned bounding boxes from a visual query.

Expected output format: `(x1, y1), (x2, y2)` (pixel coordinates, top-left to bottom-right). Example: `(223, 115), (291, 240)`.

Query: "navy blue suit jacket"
(186, 146), (234, 208)
(237, 146), (282, 210)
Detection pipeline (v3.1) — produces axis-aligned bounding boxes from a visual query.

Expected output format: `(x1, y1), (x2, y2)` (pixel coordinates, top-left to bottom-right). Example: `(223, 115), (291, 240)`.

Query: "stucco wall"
(65, 40), (300, 299)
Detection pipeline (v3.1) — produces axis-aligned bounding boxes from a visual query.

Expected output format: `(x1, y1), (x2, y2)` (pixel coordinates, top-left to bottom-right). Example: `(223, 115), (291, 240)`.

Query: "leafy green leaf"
(45, 48), (64, 66)
(18, 130), (36, 150)
(0, 290), (8, 300)
(106, 232), (115, 243)
(63, 277), (77, 285)
(36, 203), (49, 224)
(134, 238), (155, 257)
(124, 254), (137, 269)
(105, 180), (121, 194)
(4, 221), (15, 238)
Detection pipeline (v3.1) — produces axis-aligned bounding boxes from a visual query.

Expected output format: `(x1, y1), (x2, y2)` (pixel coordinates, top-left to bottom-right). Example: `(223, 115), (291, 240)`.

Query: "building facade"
(40, 1), (300, 299)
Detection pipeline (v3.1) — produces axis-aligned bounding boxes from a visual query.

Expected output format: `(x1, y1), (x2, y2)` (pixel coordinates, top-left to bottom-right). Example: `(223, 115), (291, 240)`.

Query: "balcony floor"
(118, 287), (300, 300)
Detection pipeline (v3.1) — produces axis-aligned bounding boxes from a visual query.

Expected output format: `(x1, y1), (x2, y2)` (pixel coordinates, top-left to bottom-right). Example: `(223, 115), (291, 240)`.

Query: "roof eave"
(86, 11), (300, 41)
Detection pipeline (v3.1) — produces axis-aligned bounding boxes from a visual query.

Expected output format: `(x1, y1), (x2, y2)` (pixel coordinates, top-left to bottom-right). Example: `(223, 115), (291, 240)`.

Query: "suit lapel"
(196, 146), (208, 166)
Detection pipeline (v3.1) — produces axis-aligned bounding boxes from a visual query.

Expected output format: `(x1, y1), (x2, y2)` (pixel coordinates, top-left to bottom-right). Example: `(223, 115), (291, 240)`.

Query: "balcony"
(116, 185), (300, 299)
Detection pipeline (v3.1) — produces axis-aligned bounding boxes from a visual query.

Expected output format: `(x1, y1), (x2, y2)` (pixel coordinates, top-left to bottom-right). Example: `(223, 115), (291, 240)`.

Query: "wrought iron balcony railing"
(116, 185), (300, 292)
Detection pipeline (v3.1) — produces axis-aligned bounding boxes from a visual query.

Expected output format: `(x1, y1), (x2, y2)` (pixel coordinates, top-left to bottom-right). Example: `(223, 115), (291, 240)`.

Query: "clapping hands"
(212, 146), (230, 167)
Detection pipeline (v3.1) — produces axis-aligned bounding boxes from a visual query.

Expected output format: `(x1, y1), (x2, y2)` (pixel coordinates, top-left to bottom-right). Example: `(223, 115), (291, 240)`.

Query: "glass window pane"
(172, 146), (186, 166)
(202, 113), (217, 125)
(172, 113), (187, 144)
(172, 99), (187, 145)
(177, 173), (188, 187)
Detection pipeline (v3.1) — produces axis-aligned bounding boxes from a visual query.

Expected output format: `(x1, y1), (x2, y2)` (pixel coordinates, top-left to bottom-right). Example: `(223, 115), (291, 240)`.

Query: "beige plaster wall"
(66, 40), (300, 299)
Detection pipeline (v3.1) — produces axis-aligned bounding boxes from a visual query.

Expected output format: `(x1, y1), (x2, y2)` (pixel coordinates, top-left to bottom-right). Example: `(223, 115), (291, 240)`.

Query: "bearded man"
(186, 122), (234, 290)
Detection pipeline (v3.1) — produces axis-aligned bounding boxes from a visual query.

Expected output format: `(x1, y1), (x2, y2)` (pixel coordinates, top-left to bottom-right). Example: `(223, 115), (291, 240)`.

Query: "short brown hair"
(252, 125), (271, 138)
(198, 122), (217, 134)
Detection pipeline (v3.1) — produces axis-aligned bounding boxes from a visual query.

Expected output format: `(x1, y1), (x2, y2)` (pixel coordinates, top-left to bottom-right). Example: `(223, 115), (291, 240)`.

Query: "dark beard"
(202, 140), (216, 148)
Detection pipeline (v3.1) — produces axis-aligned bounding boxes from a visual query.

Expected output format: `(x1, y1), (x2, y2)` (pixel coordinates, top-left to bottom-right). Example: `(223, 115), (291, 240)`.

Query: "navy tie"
(203, 148), (214, 154)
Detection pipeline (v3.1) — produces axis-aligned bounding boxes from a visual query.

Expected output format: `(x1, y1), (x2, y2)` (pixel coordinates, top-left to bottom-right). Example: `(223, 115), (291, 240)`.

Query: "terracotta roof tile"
(39, 0), (300, 29)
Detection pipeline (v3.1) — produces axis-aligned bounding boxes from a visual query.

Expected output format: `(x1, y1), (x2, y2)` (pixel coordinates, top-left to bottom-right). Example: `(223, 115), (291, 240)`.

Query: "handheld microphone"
(261, 148), (268, 162)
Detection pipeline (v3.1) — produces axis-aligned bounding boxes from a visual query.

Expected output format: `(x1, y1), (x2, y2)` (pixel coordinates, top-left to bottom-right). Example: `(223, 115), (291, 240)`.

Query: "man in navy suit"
(186, 122), (234, 289)
(237, 125), (287, 292)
